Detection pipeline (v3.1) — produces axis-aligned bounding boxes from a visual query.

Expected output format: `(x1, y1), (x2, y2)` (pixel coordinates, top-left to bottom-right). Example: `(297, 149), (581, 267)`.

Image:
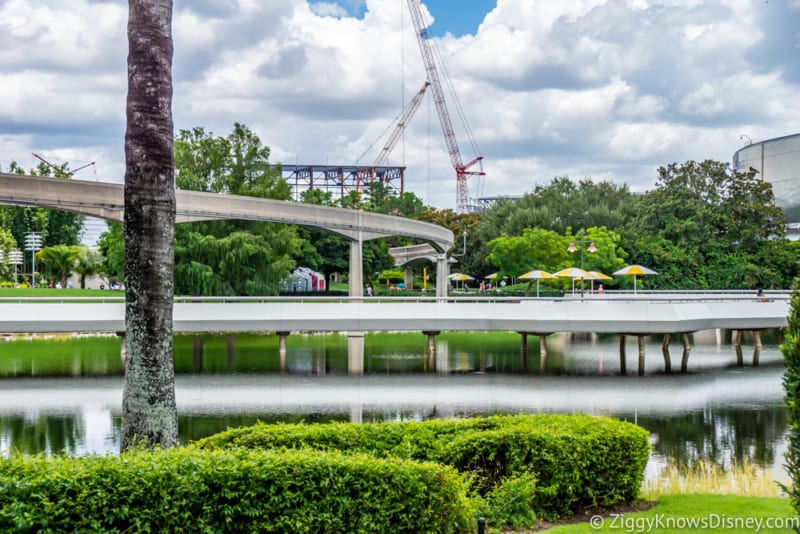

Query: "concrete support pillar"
(117, 331), (126, 368)
(436, 254), (449, 298)
(349, 240), (363, 297)
(661, 334), (672, 373)
(347, 332), (364, 375)
(753, 330), (762, 366)
(733, 330), (744, 367)
(637, 335), (646, 376)
(192, 336), (205, 372)
(404, 266), (414, 290)
(619, 334), (627, 375)
(680, 333), (691, 373)
(520, 332), (528, 354)
(349, 403), (363, 424)
(277, 331), (290, 372)
(539, 336), (548, 372)
(423, 330), (440, 358)
(226, 335), (235, 368)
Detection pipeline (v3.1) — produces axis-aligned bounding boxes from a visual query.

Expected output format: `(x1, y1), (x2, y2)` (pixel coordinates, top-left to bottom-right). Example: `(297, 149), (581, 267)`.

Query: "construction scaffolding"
(281, 164), (405, 202)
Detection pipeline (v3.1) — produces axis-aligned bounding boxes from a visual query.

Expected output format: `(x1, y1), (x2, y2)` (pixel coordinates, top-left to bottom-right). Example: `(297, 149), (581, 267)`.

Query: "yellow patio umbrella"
(612, 264), (658, 294)
(447, 272), (475, 291)
(518, 269), (557, 297)
(447, 272), (475, 281)
(553, 267), (591, 294)
(587, 270), (612, 293)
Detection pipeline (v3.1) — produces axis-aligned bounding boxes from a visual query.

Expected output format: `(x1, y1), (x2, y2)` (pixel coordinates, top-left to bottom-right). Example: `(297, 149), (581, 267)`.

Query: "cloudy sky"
(1, 0), (799, 210)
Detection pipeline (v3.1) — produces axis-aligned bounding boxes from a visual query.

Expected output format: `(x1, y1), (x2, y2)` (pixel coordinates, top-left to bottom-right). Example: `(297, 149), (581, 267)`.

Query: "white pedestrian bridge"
(0, 292), (789, 335)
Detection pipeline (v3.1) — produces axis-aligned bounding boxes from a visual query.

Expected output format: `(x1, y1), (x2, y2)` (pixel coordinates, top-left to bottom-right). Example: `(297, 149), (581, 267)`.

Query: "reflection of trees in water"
(638, 405), (787, 470)
(0, 413), (85, 454)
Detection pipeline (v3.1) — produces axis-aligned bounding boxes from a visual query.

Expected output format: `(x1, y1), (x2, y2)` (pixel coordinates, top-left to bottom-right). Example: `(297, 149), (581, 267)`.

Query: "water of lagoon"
(0, 330), (788, 481)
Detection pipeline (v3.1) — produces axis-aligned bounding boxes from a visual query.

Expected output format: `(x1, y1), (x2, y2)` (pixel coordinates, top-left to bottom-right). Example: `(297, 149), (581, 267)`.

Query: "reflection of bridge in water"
(0, 293), (789, 376)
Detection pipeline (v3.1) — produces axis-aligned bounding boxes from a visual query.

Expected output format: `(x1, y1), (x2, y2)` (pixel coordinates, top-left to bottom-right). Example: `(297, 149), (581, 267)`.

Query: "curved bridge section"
(0, 173), (455, 296)
(0, 173), (453, 250)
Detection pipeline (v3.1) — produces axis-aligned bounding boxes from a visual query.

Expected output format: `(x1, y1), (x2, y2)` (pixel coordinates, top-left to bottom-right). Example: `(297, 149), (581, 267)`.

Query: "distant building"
(733, 133), (800, 224)
(80, 216), (108, 247)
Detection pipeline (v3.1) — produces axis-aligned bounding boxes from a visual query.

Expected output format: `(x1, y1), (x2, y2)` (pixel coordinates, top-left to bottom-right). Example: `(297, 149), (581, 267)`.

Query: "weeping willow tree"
(173, 124), (301, 296)
(782, 277), (800, 519)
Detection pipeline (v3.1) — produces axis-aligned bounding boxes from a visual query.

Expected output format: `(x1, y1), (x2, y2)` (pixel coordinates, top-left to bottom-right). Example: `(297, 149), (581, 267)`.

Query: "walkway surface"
(0, 294), (789, 335)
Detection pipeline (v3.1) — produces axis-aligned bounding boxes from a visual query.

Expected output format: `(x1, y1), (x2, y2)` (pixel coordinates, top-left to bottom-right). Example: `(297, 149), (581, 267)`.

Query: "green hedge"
(195, 414), (650, 519)
(0, 447), (472, 533)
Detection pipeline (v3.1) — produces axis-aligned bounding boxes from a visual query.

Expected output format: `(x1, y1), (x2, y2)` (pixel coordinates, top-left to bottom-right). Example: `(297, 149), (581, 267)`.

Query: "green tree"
(294, 189), (349, 280)
(121, 0), (178, 451)
(173, 123), (300, 296)
(0, 229), (18, 283)
(0, 161), (86, 249)
(634, 160), (791, 289)
(98, 222), (124, 283)
(781, 276), (800, 517)
(36, 245), (81, 287)
(73, 247), (105, 289)
(478, 177), (639, 243)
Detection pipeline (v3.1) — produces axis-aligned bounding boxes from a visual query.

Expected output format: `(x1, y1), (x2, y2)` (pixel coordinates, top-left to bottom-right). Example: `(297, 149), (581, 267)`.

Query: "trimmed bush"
(195, 414), (650, 519)
(0, 447), (472, 533)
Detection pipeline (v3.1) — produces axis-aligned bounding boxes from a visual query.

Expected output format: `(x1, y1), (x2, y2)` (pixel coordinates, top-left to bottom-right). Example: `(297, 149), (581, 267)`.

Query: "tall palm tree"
(120, 0), (178, 451)
(73, 247), (104, 289)
(36, 245), (80, 288)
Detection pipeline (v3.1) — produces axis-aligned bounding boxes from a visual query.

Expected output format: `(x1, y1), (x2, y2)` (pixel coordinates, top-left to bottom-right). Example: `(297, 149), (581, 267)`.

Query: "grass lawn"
(0, 287), (122, 298)
(541, 494), (796, 533)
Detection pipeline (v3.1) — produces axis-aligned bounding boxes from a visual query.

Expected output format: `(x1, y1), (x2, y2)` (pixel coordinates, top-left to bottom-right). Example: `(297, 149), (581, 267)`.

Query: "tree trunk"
(120, 0), (178, 451)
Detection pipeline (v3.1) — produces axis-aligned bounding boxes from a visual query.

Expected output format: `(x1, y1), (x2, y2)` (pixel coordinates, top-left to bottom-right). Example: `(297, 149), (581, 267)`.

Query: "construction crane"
(406, 0), (484, 214)
(373, 81), (429, 166)
(32, 153), (95, 178)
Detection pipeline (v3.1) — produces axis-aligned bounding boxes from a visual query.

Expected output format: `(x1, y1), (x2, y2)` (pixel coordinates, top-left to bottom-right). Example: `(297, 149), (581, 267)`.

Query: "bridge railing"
(0, 291), (791, 305)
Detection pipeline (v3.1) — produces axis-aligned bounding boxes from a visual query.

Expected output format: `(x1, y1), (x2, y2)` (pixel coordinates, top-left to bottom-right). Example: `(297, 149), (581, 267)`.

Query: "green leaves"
(0, 448), (471, 533)
(196, 414), (650, 524)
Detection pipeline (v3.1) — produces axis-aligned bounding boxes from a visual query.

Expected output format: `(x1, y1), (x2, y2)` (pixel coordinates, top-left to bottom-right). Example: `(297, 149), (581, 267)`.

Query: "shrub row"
(0, 447), (472, 533)
(195, 413), (651, 519)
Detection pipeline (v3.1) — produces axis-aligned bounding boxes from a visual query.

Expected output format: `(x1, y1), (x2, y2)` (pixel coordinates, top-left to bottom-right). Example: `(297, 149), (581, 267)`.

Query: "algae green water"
(0, 330), (788, 486)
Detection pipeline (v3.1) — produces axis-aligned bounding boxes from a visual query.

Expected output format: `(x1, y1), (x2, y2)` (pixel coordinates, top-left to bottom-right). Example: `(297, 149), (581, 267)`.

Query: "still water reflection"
(0, 330), (788, 480)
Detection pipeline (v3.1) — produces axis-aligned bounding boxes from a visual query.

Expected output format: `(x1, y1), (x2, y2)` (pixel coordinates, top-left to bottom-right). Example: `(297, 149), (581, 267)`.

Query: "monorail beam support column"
(192, 336), (204, 372)
(539, 335), (549, 372)
(349, 240), (363, 298)
(681, 333), (691, 373)
(277, 331), (290, 372)
(619, 335), (627, 375)
(117, 331), (126, 367)
(347, 332), (365, 375)
(662, 334), (672, 373)
(638, 335), (646, 376)
(423, 330), (440, 358)
(733, 330), (744, 367)
(436, 254), (449, 298)
(753, 330), (762, 367)
(404, 266), (414, 290)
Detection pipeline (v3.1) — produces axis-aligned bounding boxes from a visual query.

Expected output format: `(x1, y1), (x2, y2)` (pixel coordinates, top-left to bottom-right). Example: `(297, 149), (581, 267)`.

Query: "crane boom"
(374, 81), (429, 166)
(406, 0), (483, 213)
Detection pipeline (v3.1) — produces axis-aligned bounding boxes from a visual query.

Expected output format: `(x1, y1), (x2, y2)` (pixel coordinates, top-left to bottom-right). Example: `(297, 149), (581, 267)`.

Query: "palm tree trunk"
(120, 0), (178, 451)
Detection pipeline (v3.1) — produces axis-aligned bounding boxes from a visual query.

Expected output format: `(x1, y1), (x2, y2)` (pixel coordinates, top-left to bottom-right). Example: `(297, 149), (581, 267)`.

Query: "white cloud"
(1, 0), (798, 211)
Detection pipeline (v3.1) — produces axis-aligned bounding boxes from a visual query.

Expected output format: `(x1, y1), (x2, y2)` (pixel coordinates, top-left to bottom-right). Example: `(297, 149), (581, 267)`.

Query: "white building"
(733, 133), (800, 226)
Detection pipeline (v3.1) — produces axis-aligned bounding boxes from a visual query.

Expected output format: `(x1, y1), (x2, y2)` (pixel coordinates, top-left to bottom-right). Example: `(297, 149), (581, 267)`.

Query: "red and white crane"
(406, 0), (484, 214)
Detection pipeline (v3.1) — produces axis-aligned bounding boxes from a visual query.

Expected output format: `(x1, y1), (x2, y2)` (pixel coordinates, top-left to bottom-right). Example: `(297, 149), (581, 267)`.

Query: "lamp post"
(24, 232), (43, 288)
(8, 250), (23, 287)
(567, 230), (597, 296)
